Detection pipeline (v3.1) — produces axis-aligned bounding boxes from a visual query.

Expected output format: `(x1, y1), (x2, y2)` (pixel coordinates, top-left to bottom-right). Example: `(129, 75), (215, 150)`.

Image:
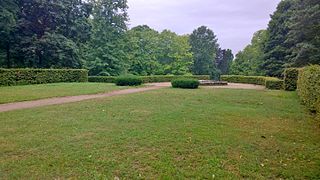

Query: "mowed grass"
(0, 88), (319, 179)
(0, 83), (128, 104)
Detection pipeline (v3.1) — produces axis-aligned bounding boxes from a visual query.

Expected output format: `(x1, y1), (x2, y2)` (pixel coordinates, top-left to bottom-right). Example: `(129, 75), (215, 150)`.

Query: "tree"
(216, 48), (234, 75)
(84, 0), (129, 76)
(286, 0), (320, 67)
(124, 25), (161, 75)
(189, 26), (219, 75)
(157, 30), (193, 75)
(262, 0), (296, 77)
(231, 30), (267, 76)
(0, 0), (18, 68)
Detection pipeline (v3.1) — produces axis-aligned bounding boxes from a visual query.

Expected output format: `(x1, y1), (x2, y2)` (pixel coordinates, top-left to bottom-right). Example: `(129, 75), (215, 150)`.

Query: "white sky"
(127, 0), (281, 54)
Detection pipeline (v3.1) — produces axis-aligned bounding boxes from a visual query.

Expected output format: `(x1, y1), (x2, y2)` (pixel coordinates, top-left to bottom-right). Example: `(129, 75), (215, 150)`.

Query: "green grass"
(0, 83), (129, 104)
(1, 88), (319, 179)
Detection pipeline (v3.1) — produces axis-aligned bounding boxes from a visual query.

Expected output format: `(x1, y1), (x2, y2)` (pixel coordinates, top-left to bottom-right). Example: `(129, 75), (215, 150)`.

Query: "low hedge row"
(297, 65), (320, 115)
(89, 75), (210, 83)
(265, 78), (284, 90)
(221, 75), (266, 85)
(221, 75), (283, 90)
(115, 75), (143, 86)
(284, 68), (300, 91)
(0, 68), (88, 86)
(171, 78), (200, 89)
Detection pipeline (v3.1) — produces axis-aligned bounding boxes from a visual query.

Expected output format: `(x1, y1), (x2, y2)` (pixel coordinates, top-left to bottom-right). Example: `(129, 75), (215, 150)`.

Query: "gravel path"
(0, 86), (163, 113)
(0, 82), (265, 113)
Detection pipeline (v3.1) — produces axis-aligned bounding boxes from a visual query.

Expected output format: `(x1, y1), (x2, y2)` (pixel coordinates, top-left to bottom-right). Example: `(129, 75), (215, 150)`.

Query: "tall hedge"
(0, 69), (88, 86)
(265, 78), (284, 90)
(89, 75), (210, 83)
(284, 68), (300, 91)
(297, 65), (320, 114)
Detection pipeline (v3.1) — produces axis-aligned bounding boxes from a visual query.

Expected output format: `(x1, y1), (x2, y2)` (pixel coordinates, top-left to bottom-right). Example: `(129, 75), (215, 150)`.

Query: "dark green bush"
(265, 78), (284, 90)
(221, 75), (266, 85)
(0, 68), (88, 86)
(171, 78), (200, 89)
(297, 65), (320, 114)
(115, 75), (143, 86)
(284, 68), (300, 91)
(89, 75), (210, 83)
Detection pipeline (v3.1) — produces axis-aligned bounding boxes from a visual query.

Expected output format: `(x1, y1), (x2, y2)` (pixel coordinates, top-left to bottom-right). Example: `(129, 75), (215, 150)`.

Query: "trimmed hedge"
(0, 68), (88, 86)
(89, 75), (210, 83)
(284, 68), (300, 91)
(88, 76), (116, 83)
(297, 65), (320, 114)
(115, 75), (143, 86)
(221, 75), (266, 85)
(171, 78), (200, 89)
(265, 78), (284, 90)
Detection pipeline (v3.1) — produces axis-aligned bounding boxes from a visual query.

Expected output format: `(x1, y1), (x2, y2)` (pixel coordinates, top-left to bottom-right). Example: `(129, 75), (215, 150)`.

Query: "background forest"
(0, 0), (319, 77)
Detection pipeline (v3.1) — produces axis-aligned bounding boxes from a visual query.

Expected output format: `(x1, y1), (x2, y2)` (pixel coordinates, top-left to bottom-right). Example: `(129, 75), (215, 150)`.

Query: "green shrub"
(0, 68), (88, 86)
(88, 76), (116, 83)
(284, 68), (300, 91)
(89, 75), (210, 83)
(221, 75), (266, 85)
(171, 78), (200, 89)
(115, 75), (143, 86)
(265, 78), (284, 90)
(297, 65), (320, 113)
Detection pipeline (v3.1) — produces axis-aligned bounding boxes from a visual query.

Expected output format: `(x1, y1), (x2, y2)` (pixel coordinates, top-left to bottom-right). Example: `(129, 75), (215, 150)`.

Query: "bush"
(284, 68), (300, 91)
(0, 68), (88, 86)
(265, 78), (284, 90)
(171, 78), (200, 89)
(221, 75), (266, 85)
(115, 75), (143, 86)
(297, 65), (320, 113)
(89, 75), (210, 83)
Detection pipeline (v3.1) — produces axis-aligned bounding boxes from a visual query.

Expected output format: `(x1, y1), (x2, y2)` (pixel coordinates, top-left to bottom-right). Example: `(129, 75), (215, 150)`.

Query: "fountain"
(199, 69), (228, 86)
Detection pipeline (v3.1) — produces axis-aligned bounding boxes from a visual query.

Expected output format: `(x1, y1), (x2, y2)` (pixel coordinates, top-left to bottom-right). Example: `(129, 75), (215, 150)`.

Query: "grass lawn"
(0, 83), (129, 104)
(0, 88), (319, 179)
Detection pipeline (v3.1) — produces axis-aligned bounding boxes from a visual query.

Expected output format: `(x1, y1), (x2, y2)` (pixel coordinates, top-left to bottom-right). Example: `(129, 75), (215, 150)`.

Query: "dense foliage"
(265, 78), (284, 90)
(297, 65), (320, 114)
(171, 78), (200, 89)
(0, 68), (88, 86)
(231, 30), (267, 76)
(283, 68), (300, 91)
(0, 1), (233, 77)
(232, 0), (320, 77)
(115, 75), (143, 86)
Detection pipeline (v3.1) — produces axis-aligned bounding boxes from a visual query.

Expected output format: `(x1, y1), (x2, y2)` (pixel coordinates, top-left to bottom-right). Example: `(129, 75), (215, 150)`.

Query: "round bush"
(171, 78), (200, 89)
(115, 75), (143, 86)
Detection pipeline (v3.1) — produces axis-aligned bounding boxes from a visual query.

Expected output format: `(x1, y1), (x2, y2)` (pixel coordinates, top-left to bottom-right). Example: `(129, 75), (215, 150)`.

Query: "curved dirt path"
(0, 82), (264, 113)
(0, 85), (164, 113)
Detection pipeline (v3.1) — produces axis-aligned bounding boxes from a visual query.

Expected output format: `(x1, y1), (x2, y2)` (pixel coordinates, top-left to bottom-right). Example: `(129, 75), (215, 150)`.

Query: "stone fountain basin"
(199, 80), (228, 86)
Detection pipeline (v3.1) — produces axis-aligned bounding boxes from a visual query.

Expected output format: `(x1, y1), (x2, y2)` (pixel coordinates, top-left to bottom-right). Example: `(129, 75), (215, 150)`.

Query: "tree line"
(0, 0), (233, 76)
(231, 0), (320, 77)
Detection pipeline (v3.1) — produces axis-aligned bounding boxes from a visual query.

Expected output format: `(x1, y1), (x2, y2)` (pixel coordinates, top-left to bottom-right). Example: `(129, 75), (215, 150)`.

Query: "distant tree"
(189, 26), (219, 75)
(216, 48), (233, 75)
(0, 0), (18, 68)
(124, 25), (161, 75)
(231, 30), (267, 76)
(286, 0), (320, 67)
(85, 0), (128, 76)
(157, 30), (193, 75)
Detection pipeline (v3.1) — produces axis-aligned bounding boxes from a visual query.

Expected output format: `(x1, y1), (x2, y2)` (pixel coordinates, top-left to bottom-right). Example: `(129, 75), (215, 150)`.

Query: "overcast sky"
(127, 0), (281, 54)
